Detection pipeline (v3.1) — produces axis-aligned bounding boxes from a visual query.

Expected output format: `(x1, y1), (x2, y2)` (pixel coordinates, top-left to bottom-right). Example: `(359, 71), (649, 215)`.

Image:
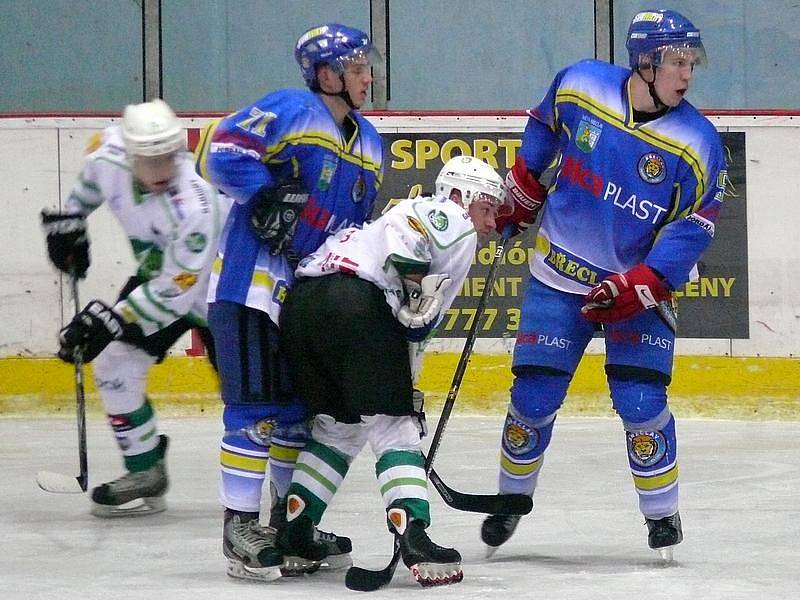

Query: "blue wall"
(0, 0), (141, 112)
(1, 0), (797, 112)
(612, 0), (800, 109)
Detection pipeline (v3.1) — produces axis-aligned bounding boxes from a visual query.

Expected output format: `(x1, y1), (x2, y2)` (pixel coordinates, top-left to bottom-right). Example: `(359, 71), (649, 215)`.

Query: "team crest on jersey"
(318, 155), (338, 191)
(185, 232), (207, 253)
(575, 116), (602, 152)
(351, 175), (366, 203)
(426, 209), (449, 231)
(627, 430), (667, 467)
(638, 152), (666, 184)
(503, 415), (537, 455)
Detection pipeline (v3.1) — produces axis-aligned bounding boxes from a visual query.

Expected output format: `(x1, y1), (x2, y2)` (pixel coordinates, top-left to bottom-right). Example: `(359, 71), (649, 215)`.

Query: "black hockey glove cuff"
(58, 300), (143, 363)
(250, 181), (309, 260)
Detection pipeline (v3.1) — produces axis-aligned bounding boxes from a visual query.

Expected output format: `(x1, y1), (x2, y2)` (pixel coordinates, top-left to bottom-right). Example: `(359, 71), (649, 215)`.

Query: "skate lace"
(104, 469), (159, 493)
(314, 529), (338, 543)
(234, 520), (276, 553)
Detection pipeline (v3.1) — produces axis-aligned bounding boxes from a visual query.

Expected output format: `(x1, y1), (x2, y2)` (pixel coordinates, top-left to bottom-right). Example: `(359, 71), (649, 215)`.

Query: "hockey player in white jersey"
(41, 99), (227, 517)
(276, 156), (507, 586)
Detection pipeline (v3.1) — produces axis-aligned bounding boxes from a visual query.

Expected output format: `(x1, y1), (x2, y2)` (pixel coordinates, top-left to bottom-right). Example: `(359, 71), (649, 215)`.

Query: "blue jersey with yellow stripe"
(195, 88), (384, 323)
(522, 59), (726, 294)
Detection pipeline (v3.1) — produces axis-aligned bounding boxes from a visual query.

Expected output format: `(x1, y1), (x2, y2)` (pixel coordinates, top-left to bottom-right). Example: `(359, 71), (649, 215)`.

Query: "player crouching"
(276, 155), (509, 587)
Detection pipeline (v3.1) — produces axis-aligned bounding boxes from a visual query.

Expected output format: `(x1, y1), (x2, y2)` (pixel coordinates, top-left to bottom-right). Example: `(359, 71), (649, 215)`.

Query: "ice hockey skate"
(223, 510), (283, 582)
(390, 508), (462, 587)
(646, 511), (683, 562)
(269, 489), (352, 575)
(276, 513), (328, 575)
(90, 434), (169, 517)
(481, 513), (522, 557)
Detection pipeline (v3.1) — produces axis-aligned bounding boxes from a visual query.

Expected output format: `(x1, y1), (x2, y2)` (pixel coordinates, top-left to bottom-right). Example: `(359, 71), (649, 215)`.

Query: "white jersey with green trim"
(63, 126), (229, 335)
(296, 195), (476, 319)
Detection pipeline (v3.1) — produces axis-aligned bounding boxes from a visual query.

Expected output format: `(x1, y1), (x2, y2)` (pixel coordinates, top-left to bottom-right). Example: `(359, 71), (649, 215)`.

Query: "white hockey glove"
(397, 273), (451, 342)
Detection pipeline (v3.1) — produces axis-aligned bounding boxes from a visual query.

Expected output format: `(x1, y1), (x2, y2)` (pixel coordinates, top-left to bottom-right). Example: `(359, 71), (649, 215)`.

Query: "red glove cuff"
(496, 156), (546, 236)
(581, 264), (670, 324)
(507, 156), (546, 210)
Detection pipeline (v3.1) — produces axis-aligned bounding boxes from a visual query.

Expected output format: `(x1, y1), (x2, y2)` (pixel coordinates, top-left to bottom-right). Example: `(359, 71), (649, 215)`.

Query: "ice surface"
(2, 414), (798, 599)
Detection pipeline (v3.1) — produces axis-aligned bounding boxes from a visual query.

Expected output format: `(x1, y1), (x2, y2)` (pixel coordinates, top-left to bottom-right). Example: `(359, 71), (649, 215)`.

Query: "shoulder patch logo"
(318, 155), (338, 192)
(638, 152), (666, 184)
(575, 116), (602, 153)
(426, 209), (449, 231)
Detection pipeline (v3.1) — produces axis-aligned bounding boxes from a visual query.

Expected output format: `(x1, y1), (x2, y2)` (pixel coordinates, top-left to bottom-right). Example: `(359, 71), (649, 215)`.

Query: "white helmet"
(435, 155), (507, 209)
(122, 99), (184, 157)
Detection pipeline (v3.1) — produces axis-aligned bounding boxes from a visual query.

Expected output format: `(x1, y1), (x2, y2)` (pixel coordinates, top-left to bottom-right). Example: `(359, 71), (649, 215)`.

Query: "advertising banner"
(377, 131), (748, 339)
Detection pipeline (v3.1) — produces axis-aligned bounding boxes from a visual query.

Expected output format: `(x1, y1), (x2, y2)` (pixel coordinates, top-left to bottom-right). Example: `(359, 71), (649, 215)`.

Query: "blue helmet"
(626, 9), (706, 69)
(295, 23), (380, 87)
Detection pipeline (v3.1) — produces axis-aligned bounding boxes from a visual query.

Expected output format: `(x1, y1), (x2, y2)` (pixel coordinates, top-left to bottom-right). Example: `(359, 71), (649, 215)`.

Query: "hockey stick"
(346, 227), (517, 592)
(37, 274), (89, 494)
(428, 465), (532, 516)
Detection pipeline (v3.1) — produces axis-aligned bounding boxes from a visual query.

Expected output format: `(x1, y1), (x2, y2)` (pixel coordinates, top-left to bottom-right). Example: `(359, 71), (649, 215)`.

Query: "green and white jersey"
(64, 126), (228, 335)
(296, 195), (476, 319)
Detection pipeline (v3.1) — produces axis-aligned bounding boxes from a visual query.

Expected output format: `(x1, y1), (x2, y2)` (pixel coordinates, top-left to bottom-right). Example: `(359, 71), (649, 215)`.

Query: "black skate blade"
(36, 470), (86, 494)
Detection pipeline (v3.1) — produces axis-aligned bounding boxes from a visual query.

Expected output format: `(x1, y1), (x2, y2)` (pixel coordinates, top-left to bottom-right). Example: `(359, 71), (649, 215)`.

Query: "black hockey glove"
(41, 209), (90, 278)
(58, 300), (143, 363)
(250, 181), (309, 260)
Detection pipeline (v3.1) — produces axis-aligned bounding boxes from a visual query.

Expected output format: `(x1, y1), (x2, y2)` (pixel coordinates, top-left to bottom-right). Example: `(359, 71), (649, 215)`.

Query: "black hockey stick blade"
(429, 467), (532, 516)
(345, 535), (401, 592)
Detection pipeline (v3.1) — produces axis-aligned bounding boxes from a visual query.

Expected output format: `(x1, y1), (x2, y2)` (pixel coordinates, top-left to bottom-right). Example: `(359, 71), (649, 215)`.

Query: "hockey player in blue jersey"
(194, 23), (384, 581)
(480, 9), (726, 560)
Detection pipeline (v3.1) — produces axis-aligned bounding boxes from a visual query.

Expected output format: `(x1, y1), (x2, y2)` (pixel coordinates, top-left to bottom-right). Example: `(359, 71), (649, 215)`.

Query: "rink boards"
(2, 353), (798, 419)
(0, 113), (798, 416)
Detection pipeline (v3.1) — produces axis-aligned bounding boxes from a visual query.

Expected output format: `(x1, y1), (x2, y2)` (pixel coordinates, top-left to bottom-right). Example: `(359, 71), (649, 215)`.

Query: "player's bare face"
(132, 153), (178, 194)
(342, 59), (373, 108)
(468, 199), (499, 238)
(654, 49), (697, 107)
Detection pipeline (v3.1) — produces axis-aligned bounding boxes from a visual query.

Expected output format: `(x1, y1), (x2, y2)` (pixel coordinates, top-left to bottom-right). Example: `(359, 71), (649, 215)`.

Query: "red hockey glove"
(495, 156), (546, 237)
(581, 264), (671, 324)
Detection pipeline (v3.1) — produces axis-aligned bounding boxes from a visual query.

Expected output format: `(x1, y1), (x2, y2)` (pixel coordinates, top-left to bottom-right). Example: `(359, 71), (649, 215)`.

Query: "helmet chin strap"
(318, 74), (356, 110)
(638, 65), (666, 110)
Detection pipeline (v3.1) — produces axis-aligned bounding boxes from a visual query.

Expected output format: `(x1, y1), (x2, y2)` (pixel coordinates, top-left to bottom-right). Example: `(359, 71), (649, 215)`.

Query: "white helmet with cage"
(121, 99), (185, 157)
(435, 155), (507, 210)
